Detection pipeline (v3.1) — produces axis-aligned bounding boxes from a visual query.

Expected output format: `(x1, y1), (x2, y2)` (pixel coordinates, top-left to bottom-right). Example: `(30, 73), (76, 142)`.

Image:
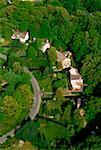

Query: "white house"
(69, 67), (83, 90)
(11, 30), (29, 43)
(62, 58), (71, 69)
(7, 0), (12, 4)
(63, 51), (72, 57)
(57, 51), (71, 69)
(69, 67), (78, 75)
(41, 40), (51, 53)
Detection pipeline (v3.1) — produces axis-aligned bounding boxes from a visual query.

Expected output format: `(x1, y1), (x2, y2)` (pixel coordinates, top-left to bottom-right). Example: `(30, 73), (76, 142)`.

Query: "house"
(57, 51), (71, 69)
(0, 80), (8, 91)
(63, 51), (72, 58)
(69, 67), (83, 91)
(6, 0), (12, 4)
(41, 40), (51, 53)
(62, 58), (71, 69)
(11, 30), (29, 43)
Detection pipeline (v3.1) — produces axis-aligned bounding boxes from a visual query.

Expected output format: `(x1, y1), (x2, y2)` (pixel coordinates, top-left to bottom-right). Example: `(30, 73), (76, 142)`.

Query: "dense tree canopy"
(0, 0), (101, 149)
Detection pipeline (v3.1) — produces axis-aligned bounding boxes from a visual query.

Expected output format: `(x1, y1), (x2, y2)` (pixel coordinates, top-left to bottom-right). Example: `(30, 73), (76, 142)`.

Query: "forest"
(0, 0), (101, 149)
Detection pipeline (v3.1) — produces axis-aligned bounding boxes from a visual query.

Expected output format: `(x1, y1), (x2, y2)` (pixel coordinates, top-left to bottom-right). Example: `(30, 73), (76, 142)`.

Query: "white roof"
(41, 42), (50, 53)
(11, 31), (29, 43)
(62, 58), (71, 69)
(63, 51), (72, 57)
(69, 68), (78, 75)
(71, 78), (83, 90)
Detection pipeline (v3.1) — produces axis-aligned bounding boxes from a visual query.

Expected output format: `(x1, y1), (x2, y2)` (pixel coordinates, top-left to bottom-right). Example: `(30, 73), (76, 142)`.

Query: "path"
(23, 66), (42, 120)
(43, 89), (82, 98)
(0, 125), (20, 144)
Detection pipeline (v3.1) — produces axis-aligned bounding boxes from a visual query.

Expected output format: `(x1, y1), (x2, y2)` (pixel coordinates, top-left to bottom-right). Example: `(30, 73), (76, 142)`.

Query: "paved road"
(0, 129), (15, 144)
(23, 67), (42, 120)
(0, 67), (42, 144)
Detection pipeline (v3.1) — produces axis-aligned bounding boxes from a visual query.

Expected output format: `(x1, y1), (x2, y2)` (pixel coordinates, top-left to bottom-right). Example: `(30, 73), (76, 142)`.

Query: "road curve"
(0, 67), (42, 144)
(23, 66), (42, 120)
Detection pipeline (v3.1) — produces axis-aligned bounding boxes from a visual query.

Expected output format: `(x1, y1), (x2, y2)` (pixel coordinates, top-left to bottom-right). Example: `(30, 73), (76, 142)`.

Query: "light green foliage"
(2, 70), (21, 95)
(48, 46), (57, 64)
(13, 62), (22, 73)
(15, 84), (33, 109)
(40, 122), (67, 142)
(27, 39), (49, 68)
(73, 109), (86, 132)
(53, 73), (68, 90)
(39, 77), (52, 92)
(46, 100), (61, 115)
(62, 105), (72, 122)
(56, 87), (64, 101)
(2, 96), (19, 118)
(19, 84), (33, 107)
(0, 68), (32, 135)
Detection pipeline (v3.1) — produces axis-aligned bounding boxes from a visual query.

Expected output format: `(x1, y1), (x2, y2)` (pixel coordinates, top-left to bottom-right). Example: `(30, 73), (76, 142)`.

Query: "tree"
(15, 121), (48, 149)
(13, 61), (22, 73)
(71, 31), (88, 62)
(85, 97), (101, 122)
(59, 0), (85, 13)
(2, 96), (19, 118)
(73, 109), (86, 132)
(56, 87), (64, 101)
(14, 84), (33, 109)
(74, 135), (101, 150)
(39, 121), (68, 148)
(82, 0), (101, 12)
(81, 51), (101, 95)
(48, 46), (57, 65)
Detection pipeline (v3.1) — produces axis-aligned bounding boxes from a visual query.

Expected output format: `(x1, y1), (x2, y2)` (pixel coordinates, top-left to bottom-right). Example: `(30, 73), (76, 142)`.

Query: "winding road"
(23, 66), (42, 120)
(0, 67), (42, 144)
